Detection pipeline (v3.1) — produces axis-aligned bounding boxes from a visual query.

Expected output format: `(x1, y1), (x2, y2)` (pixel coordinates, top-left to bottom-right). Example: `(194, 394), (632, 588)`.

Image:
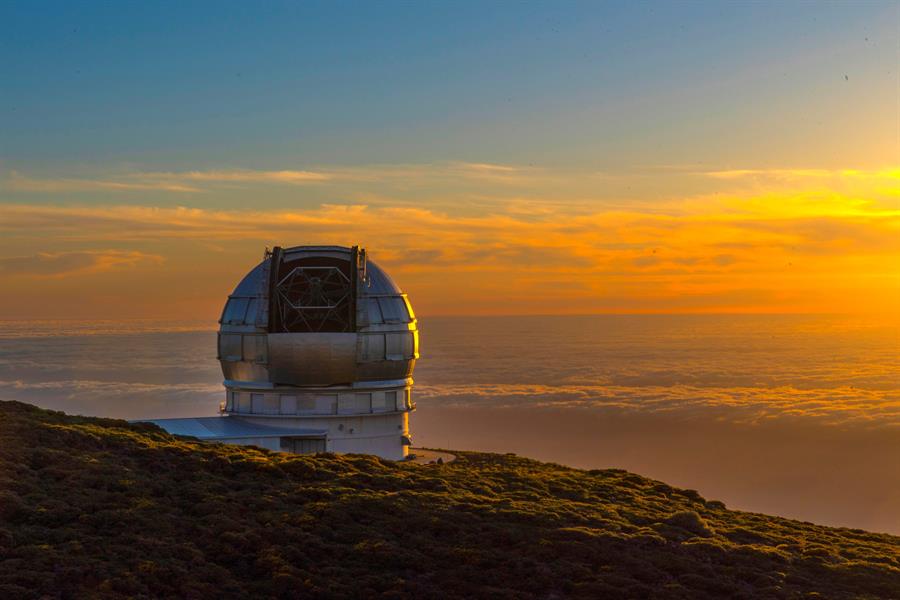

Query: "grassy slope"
(0, 401), (897, 599)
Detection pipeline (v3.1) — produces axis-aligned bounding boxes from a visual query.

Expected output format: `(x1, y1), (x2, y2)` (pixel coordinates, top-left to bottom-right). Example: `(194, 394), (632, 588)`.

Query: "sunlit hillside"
(1, 401), (897, 599)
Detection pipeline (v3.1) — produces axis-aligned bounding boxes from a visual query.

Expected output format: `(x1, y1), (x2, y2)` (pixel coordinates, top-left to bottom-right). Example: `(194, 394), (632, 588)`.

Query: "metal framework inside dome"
(266, 245), (360, 333)
(275, 266), (352, 332)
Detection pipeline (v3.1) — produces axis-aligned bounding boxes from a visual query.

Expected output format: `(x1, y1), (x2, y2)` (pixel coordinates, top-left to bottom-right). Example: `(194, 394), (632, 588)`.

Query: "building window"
(356, 393), (372, 413)
(251, 393), (265, 414)
(339, 393), (371, 414)
(280, 395), (297, 415)
(280, 437), (326, 454)
(314, 394), (337, 415)
(385, 391), (398, 411)
(237, 393), (251, 413)
(263, 395), (279, 415)
(372, 392), (389, 413)
(294, 395), (314, 414)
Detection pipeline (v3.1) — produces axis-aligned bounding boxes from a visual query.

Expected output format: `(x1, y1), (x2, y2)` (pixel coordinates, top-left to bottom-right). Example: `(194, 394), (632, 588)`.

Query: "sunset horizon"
(2, 162), (897, 319)
(1, 2), (898, 598)
(2, 2), (897, 320)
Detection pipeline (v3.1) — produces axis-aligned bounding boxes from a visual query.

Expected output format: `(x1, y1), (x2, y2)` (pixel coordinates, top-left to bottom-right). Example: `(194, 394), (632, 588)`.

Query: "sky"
(1, 1), (897, 319)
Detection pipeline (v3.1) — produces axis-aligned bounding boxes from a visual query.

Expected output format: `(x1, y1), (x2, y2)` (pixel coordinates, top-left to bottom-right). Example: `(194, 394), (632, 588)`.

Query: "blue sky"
(2, 1), (895, 171)
(0, 1), (897, 319)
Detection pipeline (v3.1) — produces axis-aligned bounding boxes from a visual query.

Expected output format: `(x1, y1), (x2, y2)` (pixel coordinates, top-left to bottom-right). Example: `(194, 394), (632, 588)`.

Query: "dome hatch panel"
(218, 245), (417, 388)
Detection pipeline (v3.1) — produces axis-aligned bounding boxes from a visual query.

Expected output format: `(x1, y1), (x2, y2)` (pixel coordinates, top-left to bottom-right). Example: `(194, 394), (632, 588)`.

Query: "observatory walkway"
(408, 449), (456, 465)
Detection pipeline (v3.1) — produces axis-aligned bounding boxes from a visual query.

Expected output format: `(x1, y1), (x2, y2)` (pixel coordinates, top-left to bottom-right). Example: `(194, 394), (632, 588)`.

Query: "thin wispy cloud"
(414, 383), (900, 428)
(3, 168), (331, 194)
(0, 250), (164, 278)
(140, 169), (332, 184)
(5, 171), (203, 193)
(0, 187), (896, 313)
(0, 164), (896, 316)
(700, 167), (900, 183)
(2, 162), (545, 195)
(704, 169), (835, 180)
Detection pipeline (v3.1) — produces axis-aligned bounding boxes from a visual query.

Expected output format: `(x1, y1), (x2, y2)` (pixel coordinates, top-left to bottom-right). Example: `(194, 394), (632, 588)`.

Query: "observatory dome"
(214, 245), (418, 459)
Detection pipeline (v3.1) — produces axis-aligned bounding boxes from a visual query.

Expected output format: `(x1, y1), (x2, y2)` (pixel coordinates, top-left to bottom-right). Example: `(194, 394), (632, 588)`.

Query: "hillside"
(0, 401), (897, 599)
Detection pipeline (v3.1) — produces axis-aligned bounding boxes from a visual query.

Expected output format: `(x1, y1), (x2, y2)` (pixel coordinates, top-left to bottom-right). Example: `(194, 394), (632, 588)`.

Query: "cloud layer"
(0, 250), (163, 278)
(0, 163), (896, 317)
(413, 383), (900, 428)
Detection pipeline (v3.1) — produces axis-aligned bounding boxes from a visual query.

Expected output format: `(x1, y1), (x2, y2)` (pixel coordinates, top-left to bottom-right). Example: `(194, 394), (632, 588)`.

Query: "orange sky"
(2, 4), (897, 320)
(0, 165), (897, 319)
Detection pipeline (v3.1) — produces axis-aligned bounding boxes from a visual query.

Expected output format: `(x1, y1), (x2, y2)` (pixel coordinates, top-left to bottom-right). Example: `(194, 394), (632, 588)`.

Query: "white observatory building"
(146, 245), (418, 460)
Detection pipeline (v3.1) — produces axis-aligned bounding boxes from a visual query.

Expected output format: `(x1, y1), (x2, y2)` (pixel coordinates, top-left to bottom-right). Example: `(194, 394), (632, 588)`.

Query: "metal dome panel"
(365, 262), (403, 295)
(218, 245), (417, 392)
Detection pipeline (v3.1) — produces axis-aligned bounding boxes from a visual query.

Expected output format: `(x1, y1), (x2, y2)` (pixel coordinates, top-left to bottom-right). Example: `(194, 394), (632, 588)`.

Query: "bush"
(665, 510), (715, 537)
(0, 400), (897, 599)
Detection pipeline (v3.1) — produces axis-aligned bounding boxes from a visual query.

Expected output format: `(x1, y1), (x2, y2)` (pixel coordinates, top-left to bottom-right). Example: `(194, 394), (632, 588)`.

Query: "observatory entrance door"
(280, 436), (327, 454)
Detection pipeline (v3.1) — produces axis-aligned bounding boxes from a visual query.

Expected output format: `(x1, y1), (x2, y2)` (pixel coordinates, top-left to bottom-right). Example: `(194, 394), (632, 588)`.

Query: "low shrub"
(0, 400), (897, 599)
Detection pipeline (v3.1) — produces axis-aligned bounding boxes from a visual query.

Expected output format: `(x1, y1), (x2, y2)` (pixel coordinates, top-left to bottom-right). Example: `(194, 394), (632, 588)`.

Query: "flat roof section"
(143, 416), (326, 440)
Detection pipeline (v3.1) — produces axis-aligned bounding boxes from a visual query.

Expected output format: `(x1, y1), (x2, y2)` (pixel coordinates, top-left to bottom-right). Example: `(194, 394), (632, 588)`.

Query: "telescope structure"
(146, 245), (418, 460)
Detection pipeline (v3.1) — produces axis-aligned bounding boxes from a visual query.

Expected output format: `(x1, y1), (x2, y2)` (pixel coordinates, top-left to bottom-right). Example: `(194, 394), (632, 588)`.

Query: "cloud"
(0, 164), (897, 315)
(3, 168), (332, 194)
(460, 163), (518, 173)
(704, 169), (835, 180)
(0, 379), (222, 420)
(7, 165), (899, 202)
(0, 319), (212, 340)
(0, 250), (163, 278)
(0, 192), (895, 289)
(2, 163), (532, 195)
(6, 171), (202, 193)
(0, 192), (895, 262)
(140, 169), (331, 184)
(414, 383), (900, 428)
(700, 167), (900, 185)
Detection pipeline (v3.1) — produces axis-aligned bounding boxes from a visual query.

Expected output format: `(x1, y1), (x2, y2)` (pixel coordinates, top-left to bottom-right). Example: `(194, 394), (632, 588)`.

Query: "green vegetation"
(1, 401), (897, 599)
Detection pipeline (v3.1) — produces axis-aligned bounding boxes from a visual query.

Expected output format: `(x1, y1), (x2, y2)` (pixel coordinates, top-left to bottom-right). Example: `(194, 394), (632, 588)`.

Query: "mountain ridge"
(0, 400), (897, 599)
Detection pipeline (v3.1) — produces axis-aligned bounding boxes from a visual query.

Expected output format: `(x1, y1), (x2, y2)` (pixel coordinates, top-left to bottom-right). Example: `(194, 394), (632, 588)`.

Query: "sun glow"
(0, 165), (896, 319)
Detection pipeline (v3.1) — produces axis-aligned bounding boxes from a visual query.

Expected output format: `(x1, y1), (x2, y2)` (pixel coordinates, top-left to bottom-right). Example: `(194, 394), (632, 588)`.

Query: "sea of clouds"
(1, 314), (898, 533)
(1, 314), (896, 426)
